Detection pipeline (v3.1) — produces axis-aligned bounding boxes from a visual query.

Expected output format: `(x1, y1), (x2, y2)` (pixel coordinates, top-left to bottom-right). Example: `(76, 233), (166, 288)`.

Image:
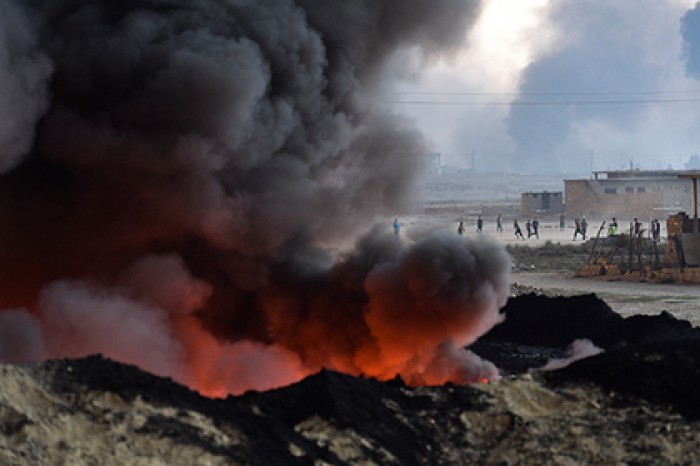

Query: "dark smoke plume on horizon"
(0, 0), (511, 394)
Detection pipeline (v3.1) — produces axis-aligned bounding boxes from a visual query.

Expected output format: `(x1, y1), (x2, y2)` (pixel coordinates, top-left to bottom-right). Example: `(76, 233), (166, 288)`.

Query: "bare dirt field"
(397, 192), (700, 328)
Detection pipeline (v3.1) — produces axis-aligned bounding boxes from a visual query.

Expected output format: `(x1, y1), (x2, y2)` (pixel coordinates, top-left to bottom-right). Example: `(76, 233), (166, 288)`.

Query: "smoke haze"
(395, 0), (700, 174)
(0, 0), (512, 394)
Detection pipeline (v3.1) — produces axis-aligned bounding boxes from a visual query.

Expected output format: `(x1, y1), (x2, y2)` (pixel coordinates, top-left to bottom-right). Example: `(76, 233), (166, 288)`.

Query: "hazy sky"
(393, 0), (700, 174)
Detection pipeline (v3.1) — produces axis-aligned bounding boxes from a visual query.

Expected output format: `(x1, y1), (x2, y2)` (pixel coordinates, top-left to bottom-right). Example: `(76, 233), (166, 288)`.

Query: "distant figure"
(632, 218), (642, 237)
(655, 218), (661, 241)
(393, 218), (400, 235)
(514, 220), (524, 239)
(581, 216), (588, 240)
(573, 218), (582, 241)
(532, 217), (540, 239)
(457, 221), (466, 236)
(496, 214), (503, 233)
(608, 217), (618, 236)
(559, 213), (565, 230)
(476, 215), (483, 233)
(525, 219), (532, 238)
(652, 219), (661, 242)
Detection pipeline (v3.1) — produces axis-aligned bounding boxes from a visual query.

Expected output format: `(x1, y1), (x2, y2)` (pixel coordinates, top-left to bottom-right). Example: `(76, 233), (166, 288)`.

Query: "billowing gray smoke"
(507, 1), (685, 173)
(682, 3), (700, 79)
(0, 0), (510, 394)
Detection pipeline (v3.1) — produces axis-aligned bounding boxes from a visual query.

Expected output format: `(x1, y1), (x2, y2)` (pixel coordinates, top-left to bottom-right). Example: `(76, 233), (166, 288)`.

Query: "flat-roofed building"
(564, 169), (696, 221)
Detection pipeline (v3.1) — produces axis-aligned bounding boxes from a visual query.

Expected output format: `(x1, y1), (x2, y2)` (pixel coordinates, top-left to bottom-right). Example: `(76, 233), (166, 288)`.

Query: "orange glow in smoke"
(169, 308), (498, 397)
(172, 316), (310, 396)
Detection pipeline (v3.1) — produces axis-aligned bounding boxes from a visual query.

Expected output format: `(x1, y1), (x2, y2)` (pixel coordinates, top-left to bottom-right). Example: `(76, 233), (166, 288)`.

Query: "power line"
(390, 89), (700, 105)
(389, 97), (700, 106)
(393, 89), (700, 97)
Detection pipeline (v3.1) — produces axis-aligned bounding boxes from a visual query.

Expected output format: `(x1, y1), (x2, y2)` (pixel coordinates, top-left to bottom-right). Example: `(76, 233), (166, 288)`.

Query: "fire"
(0, 233), (508, 398)
(0, 0), (503, 399)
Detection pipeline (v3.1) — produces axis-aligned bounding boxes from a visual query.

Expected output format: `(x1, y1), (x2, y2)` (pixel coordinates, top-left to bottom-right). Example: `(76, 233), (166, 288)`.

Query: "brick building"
(564, 169), (697, 221)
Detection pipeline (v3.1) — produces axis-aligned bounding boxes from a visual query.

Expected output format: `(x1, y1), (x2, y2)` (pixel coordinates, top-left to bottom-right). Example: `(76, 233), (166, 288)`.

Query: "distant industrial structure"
(564, 169), (698, 221)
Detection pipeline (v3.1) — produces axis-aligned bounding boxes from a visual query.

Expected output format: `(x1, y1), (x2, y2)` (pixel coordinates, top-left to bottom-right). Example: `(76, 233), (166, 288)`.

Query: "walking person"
(532, 217), (540, 239)
(632, 218), (642, 237)
(651, 219), (661, 242)
(476, 215), (483, 233)
(496, 214), (503, 233)
(514, 220), (524, 239)
(393, 217), (401, 235)
(525, 219), (532, 238)
(581, 216), (588, 240)
(457, 221), (466, 236)
(655, 219), (661, 241)
(559, 212), (565, 230)
(573, 218), (582, 241)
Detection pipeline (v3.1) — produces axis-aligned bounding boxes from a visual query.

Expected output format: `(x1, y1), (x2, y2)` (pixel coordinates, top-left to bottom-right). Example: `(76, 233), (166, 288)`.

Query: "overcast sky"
(392, 0), (700, 174)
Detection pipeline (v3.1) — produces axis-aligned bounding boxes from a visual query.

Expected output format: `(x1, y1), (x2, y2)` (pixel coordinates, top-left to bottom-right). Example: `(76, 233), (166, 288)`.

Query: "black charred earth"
(2, 293), (700, 465)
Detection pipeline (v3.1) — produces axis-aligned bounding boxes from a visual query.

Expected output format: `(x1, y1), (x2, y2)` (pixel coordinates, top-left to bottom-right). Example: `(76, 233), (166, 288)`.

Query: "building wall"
(521, 191), (564, 217)
(565, 176), (693, 221)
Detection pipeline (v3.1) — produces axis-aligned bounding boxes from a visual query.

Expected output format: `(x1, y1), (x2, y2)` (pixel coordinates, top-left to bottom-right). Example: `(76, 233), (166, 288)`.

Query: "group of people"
(394, 214), (664, 242)
(594, 216), (664, 241)
(458, 214), (503, 236)
(572, 217), (588, 241)
(513, 218), (540, 240)
(458, 214), (540, 240)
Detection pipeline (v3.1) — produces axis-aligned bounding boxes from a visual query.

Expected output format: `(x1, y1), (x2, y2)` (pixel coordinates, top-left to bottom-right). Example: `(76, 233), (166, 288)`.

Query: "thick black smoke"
(0, 0), (506, 392)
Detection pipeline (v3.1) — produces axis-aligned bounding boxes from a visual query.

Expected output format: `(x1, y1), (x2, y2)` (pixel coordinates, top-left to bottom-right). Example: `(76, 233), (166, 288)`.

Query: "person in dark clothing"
(514, 220), (524, 239)
(633, 218), (642, 237)
(532, 218), (540, 239)
(573, 218), (582, 241)
(525, 219), (532, 238)
(457, 221), (465, 236)
(651, 219), (661, 242)
(476, 215), (483, 233)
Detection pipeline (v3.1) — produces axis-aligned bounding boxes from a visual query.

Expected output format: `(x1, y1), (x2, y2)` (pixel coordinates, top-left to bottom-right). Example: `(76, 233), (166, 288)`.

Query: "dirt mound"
(546, 339), (700, 420)
(480, 293), (699, 350)
(481, 293), (624, 348)
(4, 293), (700, 464)
(473, 292), (700, 420)
(4, 354), (700, 465)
